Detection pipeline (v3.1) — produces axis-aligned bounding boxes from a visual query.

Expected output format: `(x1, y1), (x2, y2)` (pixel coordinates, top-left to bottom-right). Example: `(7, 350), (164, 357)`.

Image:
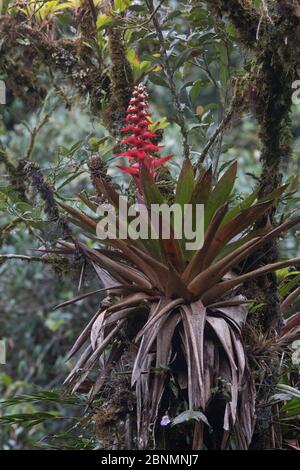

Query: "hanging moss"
(0, 15), (109, 116)
(23, 160), (72, 242)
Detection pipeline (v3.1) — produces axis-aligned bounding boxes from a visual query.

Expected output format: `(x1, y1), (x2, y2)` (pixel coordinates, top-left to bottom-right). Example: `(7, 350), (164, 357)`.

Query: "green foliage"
(0, 0), (299, 451)
(0, 389), (95, 449)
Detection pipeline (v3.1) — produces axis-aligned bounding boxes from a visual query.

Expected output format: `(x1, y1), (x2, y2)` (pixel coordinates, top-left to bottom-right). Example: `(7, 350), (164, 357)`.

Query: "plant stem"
(146, 0), (190, 160)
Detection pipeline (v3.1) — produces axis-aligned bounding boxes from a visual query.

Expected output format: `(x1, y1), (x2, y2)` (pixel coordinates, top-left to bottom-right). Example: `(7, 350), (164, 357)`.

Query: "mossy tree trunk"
(206, 0), (300, 448)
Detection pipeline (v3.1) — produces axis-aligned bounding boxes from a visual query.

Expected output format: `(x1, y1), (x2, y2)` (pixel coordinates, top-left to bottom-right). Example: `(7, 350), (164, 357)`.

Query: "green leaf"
(190, 79), (203, 103)
(175, 159), (195, 208)
(189, 167), (212, 207)
(221, 189), (259, 226)
(282, 397), (300, 418)
(96, 14), (114, 30)
(205, 161), (237, 229)
(0, 391), (80, 408)
(114, 0), (131, 12)
(257, 184), (288, 204)
(0, 411), (60, 428)
(149, 117), (170, 132)
(215, 42), (229, 89)
(279, 273), (300, 297)
(149, 74), (170, 89)
(140, 165), (165, 207)
(174, 49), (196, 70)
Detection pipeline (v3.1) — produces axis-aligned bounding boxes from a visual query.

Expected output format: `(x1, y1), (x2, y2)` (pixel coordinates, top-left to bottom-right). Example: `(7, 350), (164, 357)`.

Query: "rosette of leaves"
(55, 159), (300, 450)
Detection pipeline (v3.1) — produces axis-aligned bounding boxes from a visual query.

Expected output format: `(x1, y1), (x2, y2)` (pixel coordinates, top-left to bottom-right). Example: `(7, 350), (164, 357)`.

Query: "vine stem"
(195, 110), (233, 170)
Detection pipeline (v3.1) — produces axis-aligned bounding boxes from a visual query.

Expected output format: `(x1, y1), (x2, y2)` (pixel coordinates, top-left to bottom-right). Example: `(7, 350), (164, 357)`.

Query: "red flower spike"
(126, 106), (139, 113)
(117, 165), (139, 176)
(143, 143), (164, 152)
(138, 121), (150, 128)
(117, 150), (139, 158)
(151, 155), (173, 167)
(120, 125), (135, 133)
(138, 111), (150, 118)
(136, 103), (148, 110)
(115, 84), (173, 187)
(131, 127), (143, 135)
(129, 98), (140, 104)
(124, 114), (140, 123)
(141, 131), (159, 139)
(120, 136), (142, 146)
(136, 150), (147, 160)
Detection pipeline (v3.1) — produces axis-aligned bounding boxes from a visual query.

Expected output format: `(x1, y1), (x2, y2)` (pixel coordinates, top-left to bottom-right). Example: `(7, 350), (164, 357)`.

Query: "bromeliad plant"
(115, 84), (172, 187)
(56, 85), (300, 450)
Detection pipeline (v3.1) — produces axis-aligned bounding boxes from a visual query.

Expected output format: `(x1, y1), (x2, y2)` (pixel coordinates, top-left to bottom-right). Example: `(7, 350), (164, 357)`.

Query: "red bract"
(115, 84), (172, 190)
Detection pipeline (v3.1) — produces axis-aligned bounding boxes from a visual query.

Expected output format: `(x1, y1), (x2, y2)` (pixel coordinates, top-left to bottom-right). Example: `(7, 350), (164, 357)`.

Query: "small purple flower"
(160, 414), (171, 427)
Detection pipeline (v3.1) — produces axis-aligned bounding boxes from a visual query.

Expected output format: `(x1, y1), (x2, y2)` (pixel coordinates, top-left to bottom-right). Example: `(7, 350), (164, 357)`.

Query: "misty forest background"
(0, 0), (300, 450)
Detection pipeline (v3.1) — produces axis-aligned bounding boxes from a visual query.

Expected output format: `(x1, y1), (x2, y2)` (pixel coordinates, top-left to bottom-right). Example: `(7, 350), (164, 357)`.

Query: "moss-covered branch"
(0, 148), (28, 201)
(0, 15), (104, 113)
(103, 25), (134, 131)
(209, 0), (300, 450)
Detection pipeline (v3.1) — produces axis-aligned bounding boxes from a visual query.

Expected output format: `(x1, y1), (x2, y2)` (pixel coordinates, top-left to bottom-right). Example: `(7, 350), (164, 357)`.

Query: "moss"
(104, 25), (134, 132)
(277, 0), (300, 18)
(0, 14), (134, 129)
(156, 168), (176, 203)
(213, 0), (300, 448)
(252, 47), (294, 196)
(43, 254), (72, 278)
(23, 160), (72, 242)
(24, 161), (60, 221)
(245, 16), (300, 330)
(0, 15), (109, 117)
(107, 26), (133, 106)
(0, 149), (27, 201)
(206, 0), (264, 46)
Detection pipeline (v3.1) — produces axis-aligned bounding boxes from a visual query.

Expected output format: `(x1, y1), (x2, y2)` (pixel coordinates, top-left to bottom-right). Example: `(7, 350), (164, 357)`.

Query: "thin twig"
(195, 110), (233, 170)
(140, 0), (165, 27)
(87, 0), (98, 24)
(24, 332), (62, 383)
(0, 254), (54, 263)
(0, 218), (23, 245)
(146, 0), (190, 160)
(87, 0), (104, 64)
(26, 102), (59, 159)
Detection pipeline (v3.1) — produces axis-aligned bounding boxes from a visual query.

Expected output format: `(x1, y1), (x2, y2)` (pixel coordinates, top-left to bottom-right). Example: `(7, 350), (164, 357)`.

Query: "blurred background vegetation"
(0, 0), (299, 449)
